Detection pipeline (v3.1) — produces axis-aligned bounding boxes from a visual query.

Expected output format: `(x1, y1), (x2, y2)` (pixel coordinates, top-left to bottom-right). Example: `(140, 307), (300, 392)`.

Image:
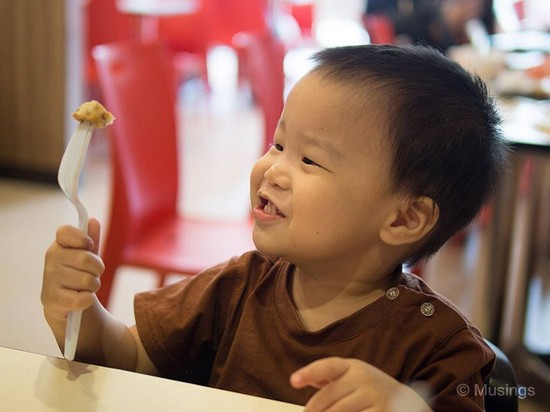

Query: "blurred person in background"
(365, 0), (495, 51)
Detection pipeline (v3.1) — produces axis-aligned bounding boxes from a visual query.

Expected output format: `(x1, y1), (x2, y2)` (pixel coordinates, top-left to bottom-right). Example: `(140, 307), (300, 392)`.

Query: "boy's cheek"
(250, 157), (269, 188)
(249, 164), (263, 202)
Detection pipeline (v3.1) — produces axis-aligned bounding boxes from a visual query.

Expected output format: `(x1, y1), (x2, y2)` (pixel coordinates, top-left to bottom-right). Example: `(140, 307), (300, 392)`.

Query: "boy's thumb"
(88, 217), (102, 255)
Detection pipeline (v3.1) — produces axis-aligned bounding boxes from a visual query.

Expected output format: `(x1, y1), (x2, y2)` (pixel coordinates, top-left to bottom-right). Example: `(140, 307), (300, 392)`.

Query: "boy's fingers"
(304, 382), (359, 412)
(88, 218), (101, 255)
(290, 357), (349, 389)
(55, 218), (101, 253)
(56, 225), (94, 250)
(56, 262), (103, 292)
(57, 247), (105, 279)
(44, 286), (96, 318)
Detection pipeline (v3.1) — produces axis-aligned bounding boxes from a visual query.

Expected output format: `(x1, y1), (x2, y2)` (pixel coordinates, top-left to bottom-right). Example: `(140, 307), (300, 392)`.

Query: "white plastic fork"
(57, 121), (94, 361)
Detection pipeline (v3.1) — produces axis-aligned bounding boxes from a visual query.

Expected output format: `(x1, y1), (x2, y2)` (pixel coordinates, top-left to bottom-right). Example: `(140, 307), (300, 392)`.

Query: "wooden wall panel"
(0, 0), (66, 181)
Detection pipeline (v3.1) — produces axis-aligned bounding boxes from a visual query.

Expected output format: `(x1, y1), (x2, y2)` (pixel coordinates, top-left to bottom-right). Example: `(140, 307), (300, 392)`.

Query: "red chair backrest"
(156, 5), (211, 55)
(288, 2), (314, 37)
(156, 0), (269, 55)
(92, 41), (179, 239)
(209, 0), (269, 45)
(85, 0), (133, 84)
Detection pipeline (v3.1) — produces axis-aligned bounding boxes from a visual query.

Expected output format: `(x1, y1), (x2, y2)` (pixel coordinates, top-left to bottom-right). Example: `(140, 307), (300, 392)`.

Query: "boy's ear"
(380, 196), (440, 246)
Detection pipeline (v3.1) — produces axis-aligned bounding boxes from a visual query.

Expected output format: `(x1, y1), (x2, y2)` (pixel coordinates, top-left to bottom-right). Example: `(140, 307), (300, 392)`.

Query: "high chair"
(92, 40), (255, 308)
(485, 340), (519, 412)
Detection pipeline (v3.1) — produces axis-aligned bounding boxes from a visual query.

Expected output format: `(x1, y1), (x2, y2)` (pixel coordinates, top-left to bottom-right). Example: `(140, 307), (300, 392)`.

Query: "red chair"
(155, 0), (280, 155)
(85, 0), (133, 91)
(234, 30), (286, 154)
(155, 0), (270, 86)
(208, 0), (269, 46)
(286, 1), (314, 39)
(92, 40), (255, 308)
(155, 4), (213, 85)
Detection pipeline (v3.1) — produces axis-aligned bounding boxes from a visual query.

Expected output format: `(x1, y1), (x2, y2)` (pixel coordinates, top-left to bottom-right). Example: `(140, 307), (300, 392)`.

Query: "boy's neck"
(290, 264), (401, 332)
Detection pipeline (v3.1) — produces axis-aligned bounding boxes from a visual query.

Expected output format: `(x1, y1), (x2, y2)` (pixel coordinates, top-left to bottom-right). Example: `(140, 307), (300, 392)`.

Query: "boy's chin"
(252, 237), (284, 260)
(253, 242), (277, 257)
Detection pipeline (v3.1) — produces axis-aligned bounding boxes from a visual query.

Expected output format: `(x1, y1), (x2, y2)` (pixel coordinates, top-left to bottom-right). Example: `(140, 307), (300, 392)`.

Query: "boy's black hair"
(311, 44), (509, 265)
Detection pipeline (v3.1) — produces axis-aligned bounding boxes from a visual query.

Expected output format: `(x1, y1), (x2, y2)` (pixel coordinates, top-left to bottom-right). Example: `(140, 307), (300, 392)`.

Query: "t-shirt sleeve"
(413, 327), (496, 411)
(133, 251), (273, 383)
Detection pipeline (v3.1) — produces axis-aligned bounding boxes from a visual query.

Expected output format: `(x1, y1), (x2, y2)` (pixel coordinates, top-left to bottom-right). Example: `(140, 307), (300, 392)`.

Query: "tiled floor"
(0, 53), (548, 410)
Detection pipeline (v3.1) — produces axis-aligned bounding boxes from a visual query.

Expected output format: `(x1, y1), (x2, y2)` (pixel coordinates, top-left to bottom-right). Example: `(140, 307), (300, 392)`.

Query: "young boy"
(42, 45), (508, 411)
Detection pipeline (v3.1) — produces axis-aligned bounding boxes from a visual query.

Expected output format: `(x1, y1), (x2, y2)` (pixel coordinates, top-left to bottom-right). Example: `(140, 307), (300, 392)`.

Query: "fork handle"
(63, 207), (89, 360)
(64, 310), (83, 361)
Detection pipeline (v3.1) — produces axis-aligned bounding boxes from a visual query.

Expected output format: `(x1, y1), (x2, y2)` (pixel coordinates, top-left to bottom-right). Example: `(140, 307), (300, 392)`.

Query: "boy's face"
(250, 72), (402, 269)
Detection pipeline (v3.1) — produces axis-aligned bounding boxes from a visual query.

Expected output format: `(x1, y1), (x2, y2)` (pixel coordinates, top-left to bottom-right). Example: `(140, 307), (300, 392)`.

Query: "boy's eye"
(302, 157), (319, 167)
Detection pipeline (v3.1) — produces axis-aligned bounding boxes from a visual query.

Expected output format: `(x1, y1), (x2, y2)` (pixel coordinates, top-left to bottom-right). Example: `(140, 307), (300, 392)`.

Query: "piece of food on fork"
(72, 99), (115, 128)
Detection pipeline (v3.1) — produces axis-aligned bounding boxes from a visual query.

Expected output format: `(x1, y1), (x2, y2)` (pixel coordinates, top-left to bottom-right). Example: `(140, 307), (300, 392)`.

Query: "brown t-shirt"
(135, 251), (495, 410)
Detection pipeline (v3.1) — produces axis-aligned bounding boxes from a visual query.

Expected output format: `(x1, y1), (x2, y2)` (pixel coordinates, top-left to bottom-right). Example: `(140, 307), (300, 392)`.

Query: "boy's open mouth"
(259, 196), (285, 217)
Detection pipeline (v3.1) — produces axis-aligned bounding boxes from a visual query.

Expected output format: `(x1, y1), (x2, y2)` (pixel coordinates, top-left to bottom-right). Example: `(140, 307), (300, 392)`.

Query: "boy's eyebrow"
(279, 119), (343, 160)
(302, 133), (343, 160)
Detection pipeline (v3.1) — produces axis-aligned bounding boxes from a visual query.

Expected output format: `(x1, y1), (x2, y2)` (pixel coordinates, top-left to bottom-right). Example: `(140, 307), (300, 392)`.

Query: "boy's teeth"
(264, 200), (278, 215)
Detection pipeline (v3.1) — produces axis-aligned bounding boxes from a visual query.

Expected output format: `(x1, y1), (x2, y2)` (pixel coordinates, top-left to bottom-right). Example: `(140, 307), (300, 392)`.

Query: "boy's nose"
(264, 161), (290, 189)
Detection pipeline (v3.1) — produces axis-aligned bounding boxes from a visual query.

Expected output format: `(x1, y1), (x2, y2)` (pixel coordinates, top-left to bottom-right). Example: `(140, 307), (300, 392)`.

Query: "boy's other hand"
(41, 218), (104, 321)
(290, 357), (431, 412)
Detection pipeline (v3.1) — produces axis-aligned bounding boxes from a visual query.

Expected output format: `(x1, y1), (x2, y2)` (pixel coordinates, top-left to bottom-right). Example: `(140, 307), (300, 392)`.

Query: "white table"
(116, 0), (199, 15)
(116, 0), (200, 41)
(0, 346), (303, 411)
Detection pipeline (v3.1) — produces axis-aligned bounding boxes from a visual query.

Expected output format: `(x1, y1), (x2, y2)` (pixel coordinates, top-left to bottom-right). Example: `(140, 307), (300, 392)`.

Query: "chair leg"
(157, 271), (168, 289)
